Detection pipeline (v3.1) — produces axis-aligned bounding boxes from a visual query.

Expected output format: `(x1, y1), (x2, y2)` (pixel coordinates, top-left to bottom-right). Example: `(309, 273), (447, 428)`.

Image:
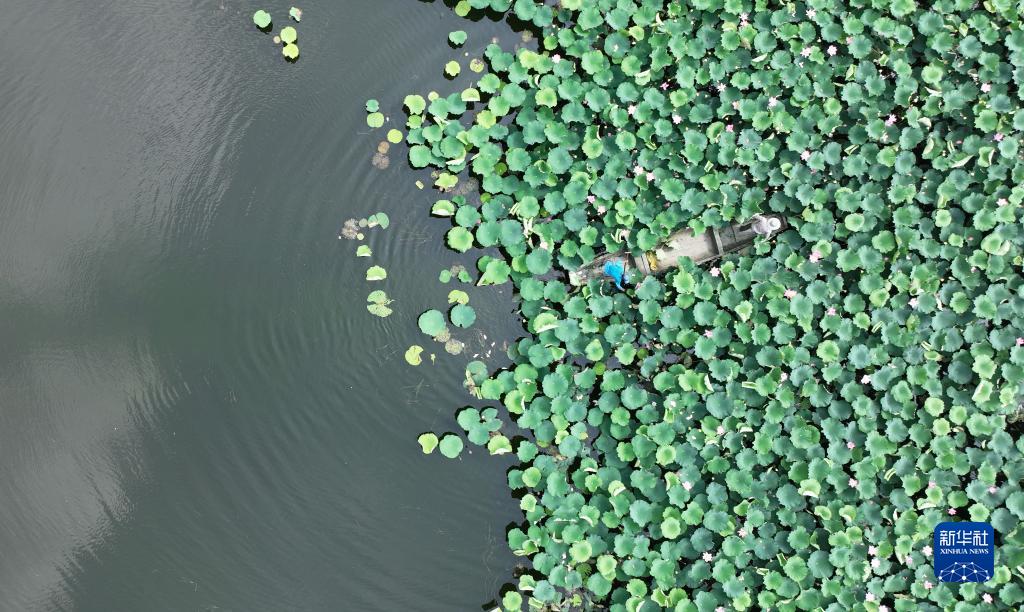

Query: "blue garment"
(603, 260), (627, 289)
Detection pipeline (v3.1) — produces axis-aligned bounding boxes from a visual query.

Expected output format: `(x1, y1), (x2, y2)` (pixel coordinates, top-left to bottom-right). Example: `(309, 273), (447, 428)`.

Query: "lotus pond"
(4, 0), (1024, 611)
(359, 0), (1024, 610)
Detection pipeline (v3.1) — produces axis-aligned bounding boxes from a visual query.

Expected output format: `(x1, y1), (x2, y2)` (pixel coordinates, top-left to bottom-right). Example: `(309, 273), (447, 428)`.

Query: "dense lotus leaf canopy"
(392, 0), (1024, 610)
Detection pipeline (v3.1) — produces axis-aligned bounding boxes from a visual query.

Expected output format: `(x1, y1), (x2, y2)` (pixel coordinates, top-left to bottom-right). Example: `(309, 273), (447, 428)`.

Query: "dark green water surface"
(0, 1), (526, 609)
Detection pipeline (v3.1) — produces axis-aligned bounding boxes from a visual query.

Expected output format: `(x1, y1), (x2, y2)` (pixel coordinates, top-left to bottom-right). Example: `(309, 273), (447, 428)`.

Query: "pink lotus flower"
(989, 485), (999, 493)
(716, 608), (725, 612)
(885, 114), (897, 126)
(880, 606), (889, 612)
(801, 149), (811, 161)
(587, 195), (596, 203)
(715, 82), (725, 92)
(868, 545), (877, 556)
(672, 114), (682, 124)
(807, 9), (816, 17)
(717, 426), (725, 435)
(827, 307), (836, 315)
(710, 267), (721, 277)
(981, 82), (991, 93)
(726, 123), (734, 132)
(738, 528), (747, 537)
(768, 96), (779, 108)
(633, 164), (644, 175)
(948, 508), (956, 515)
(646, 171), (655, 181)
(909, 298), (918, 308)
(923, 545), (932, 556)
(924, 581), (933, 590)
(682, 481), (693, 491)
(995, 132), (1004, 142)
(870, 558), (880, 568)
(627, 105), (637, 116)
(846, 36), (854, 44)
(702, 551), (713, 562)
(849, 478), (858, 487)
(998, 198), (1009, 207)
(827, 45), (837, 56)
(784, 288), (797, 298)
(928, 481), (936, 489)
(704, 330), (713, 338)
(661, 81), (671, 91)
(847, 441), (855, 449)
(904, 555), (913, 565)
(800, 47), (812, 58)
(983, 594), (993, 604)
(866, 593), (875, 602)
(551, 54), (561, 64)
(861, 374), (871, 384)
(780, 372), (788, 381)
(739, 12), (747, 20)
(732, 100), (741, 110)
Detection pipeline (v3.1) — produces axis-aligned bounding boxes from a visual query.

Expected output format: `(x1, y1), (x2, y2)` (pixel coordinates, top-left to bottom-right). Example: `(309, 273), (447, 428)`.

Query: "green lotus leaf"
(366, 303), (392, 317)
(365, 99), (379, 113)
(409, 145), (433, 168)
(447, 227), (474, 252)
(418, 309), (446, 337)
(366, 112), (384, 128)
(417, 432), (438, 453)
(438, 434), (464, 458)
(288, 6), (302, 21)
(450, 304), (476, 328)
(280, 26), (297, 44)
(448, 30), (467, 46)
(252, 10), (272, 29)
(282, 43), (299, 60)
(448, 289), (469, 304)
(404, 94), (426, 115)
(356, 245), (372, 257)
(386, 129), (403, 144)
(367, 212), (390, 228)
(445, 61), (461, 77)
(365, 265), (386, 281)
(405, 345), (424, 365)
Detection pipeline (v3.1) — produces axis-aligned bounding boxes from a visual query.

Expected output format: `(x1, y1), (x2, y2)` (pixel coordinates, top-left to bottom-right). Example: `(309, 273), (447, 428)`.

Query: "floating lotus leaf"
(417, 309), (445, 337)
(447, 289), (469, 305)
(367, 212), (390, 229)
(450, 304), (476, 328)
(417, 432), (438, 454)
(403, 94), (426, 115)
(279, 26), (297, 44)
(366, 303), (392, 318)
(386, 129), (403, 144)
(282, 43), (300, 59)
(405, 345), (423, 366)
(252, 10), (271, 29)
(366, 112), (384, 128)
(444, 61), (461, 77)
(431, 199), (455, 216)
(448, 30), (467, 47)
(288, 6), (302, 21)
(469, 58), (486, 73)
(365, 99), (379, 113)
(438, 434), (464, 459)
(356, 245), (372, 257)
(365, 265), (386, 281)
(366, 290), (390, 305)
(446, 227), (474, 252)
